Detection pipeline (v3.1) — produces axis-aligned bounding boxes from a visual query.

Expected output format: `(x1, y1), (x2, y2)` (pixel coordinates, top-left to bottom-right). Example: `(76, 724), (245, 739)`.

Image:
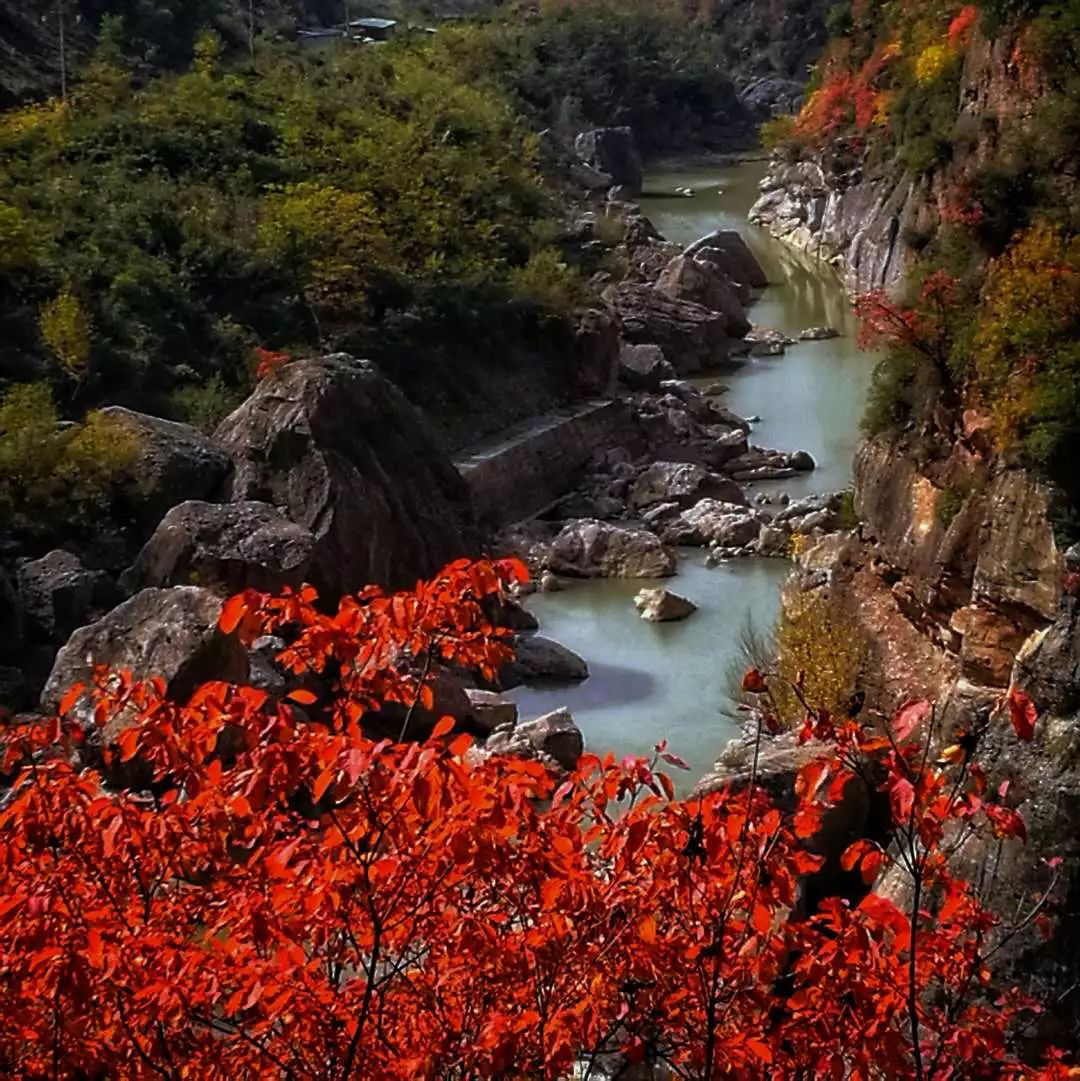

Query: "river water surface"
(509, 159), (875, 785)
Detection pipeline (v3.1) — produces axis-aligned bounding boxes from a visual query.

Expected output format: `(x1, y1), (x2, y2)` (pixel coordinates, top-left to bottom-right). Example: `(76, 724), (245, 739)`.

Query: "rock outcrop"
(654, 254), (752, 337)
(123, 501), (316, 595)
(574, 127), (643, 196)
(483, 707), (584, 772)
(16, 550), (119, 644)
(611, 285), (729, 374)
(630, 461), (747, 510)
(215, 354), (473, 596)
(41, 586), (249, 731)
(547, 519), (676, 579)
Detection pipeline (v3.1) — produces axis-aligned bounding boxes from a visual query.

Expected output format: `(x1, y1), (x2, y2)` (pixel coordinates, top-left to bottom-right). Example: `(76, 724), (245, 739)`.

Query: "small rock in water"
(798, 326), (840, 341)
(538, 570), (563, 593)
(703, 381), (729, 397)
(633, 587), (697, 622)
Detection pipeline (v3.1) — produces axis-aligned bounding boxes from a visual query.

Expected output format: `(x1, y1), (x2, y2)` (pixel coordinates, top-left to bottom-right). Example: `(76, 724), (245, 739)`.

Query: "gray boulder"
(799, 326), (840, 341)
(618, 343), (676, 391)
(548, 519), (676, 579)
(611, 285), (729, 374)
(631, 461), (747, 510)
(41, 586), (249, 735)
(215, 354), (473, 598)
(654, 254), (751, 337)
(123, 501), (315, 595)
(574, 127), (643, 195)
(670, 499), (764, 548)
(0, 568), (24, 663)
(503, 635), (589, 686)
(100, 407), (229, 532)
(684, 230), (769, 289)
(16, 550), (119, 644)
(465, 688), (518, 733)
(574, 307), (620, 395)
(633, 587), (697, 622)
(484, 706), (584, 772)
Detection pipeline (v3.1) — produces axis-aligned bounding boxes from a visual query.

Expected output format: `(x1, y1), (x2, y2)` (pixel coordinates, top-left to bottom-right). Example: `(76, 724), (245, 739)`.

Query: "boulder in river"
(668, 499), (765, 548)
(631, 461), (747, 510)
(799, 326), (840, 341)
(745, 326), (796, 357)
(548, 519), (676, 579)
(484, 707), (584, 772)
(123, 500), (315, 595)
(633, 587), (697, 622)
(654, 254), (752, 338)
(502, 635), (589, 687)
(611, 285), (729, 375)
(618, 343), (676, 391)
(574, 127), (643, 195)
(215, 354), (473, 597)
(684, 230), (769, 289)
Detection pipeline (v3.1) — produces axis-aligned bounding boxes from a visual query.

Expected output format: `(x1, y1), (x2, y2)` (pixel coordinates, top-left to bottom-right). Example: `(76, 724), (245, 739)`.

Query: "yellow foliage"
(971, 223), (1080, 450)
(40, 287), (92, 379)
(0, 201), (38, 271)
(914, 42), (951, 83)
(0, 99), (67, 144)
(774, 588), (865, 725)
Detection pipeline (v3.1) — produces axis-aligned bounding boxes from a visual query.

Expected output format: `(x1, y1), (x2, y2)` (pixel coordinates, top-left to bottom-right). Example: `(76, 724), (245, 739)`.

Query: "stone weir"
(453, 398), (638, 529)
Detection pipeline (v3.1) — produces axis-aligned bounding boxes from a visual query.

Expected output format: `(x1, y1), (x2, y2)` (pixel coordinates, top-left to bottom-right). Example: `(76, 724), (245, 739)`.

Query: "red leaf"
(742, 668), (768, 694)
(219, 594), (248, 635)
(287, 688), (317, 705)
(431, 716), (455, 740)
(449, 732), (473, 757)
(58, 683), (85, 716)
(638, 914), (657, 943)
(659, 750), (690, 771)
(312, 767), (336, 803)
(1006, 686), (1038, 741)
(892, 699), (930, 742)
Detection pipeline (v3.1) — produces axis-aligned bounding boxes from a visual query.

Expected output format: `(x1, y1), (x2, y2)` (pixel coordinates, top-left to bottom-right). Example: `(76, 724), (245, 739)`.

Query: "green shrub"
(0, 383), (139, 527)
(509, 249), (586, 315)
(862, 353), (917, 435)
(171, 374), (245, 433)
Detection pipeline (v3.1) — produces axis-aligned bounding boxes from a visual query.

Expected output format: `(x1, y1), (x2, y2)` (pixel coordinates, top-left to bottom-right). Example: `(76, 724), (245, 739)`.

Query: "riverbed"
(509, 158), (875, 785)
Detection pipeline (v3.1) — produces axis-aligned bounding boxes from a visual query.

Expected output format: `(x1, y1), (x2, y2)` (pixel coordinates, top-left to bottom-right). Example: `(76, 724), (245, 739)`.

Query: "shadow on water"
(509, 159), (879, 791)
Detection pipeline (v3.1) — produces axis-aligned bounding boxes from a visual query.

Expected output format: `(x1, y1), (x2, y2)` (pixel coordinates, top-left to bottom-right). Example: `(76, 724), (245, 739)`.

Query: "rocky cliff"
(749, 17), (1080, 1041)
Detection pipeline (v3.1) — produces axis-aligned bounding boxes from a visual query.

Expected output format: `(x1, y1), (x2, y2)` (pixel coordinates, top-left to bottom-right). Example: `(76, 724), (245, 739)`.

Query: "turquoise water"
(509, 159), (876, 785)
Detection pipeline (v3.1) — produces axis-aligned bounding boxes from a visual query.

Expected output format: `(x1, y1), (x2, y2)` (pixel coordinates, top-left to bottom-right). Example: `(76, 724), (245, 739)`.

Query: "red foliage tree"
(0, 562), (1068, 1078)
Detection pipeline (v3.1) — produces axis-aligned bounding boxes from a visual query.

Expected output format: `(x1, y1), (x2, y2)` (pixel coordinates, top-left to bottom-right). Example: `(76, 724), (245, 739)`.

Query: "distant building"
(347, 17), (398, 41)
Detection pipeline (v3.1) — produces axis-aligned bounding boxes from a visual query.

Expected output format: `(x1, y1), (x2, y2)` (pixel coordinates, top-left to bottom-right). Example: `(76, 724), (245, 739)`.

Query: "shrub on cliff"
(0, 559), (1066, 1076)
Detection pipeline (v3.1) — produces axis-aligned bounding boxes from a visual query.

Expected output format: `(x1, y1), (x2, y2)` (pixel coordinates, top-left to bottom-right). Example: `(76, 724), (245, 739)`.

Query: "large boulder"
(669, 499), (764, 548)
(465, 688), (518, 733)
(684, 230), (769, 289)
(548, 519), (676, 578)
(484, 707), (584, 772)
(611, 285), (729, 374)
(654, 254), (752, 338)
(630, 461), (747, 510)
(40, 586), (249, 732)
(574, 127), (643, 195)
(618, 343), (676, 391)
(633, 587), (697, 622)
(502, 635), (590, 687)
(100, 407), (230, 532)
(123, 501), (315, 595)
(16, 550), (119, 644)
(215, 355), (473, 597)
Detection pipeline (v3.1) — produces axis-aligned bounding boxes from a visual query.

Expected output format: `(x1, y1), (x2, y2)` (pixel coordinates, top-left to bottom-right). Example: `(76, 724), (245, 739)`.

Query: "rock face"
(631, 461), (747, 510)
(484, 707), (584, 772)
(0, 569), (22, 662)
(618, 343), (676, 391)
(654, 254), (752, 337)
(123, 501), (316, 595)
(215, 354), (472, 597)
(16, 550), (119, 644)
(684, 230), (769, 289)
(633, 587), (697, 622)
(574, 307), (620, 395)
(611, 285), (729, 374)
(547, 519), (676, 579)
(574, 127), (643, 195)
(100, 407), (230, 533)
(40, 586), (249, 725)
(502, 635), (589, 686)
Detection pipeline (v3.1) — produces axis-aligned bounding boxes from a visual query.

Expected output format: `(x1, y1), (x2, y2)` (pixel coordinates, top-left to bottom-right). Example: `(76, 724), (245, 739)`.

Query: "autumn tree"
(0, 560), (1069, 1078)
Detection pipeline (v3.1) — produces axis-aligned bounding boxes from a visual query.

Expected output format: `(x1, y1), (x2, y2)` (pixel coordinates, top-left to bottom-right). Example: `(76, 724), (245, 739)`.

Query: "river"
(508, 158), (875, 786)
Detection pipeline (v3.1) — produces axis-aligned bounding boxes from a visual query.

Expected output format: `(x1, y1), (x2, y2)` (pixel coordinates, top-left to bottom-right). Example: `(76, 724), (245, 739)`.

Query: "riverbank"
(508, 158), (876, 786)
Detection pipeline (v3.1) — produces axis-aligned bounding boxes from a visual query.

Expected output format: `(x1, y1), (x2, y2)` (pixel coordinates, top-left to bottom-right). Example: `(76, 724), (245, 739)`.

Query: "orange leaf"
(219, 594), (248, 635)
(638, 914), (657, 943)
(58, 683), (85, 716)
(287, 689), (317, 705)
(431, 716), (455, 740)
(312, 767), (336, 803)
